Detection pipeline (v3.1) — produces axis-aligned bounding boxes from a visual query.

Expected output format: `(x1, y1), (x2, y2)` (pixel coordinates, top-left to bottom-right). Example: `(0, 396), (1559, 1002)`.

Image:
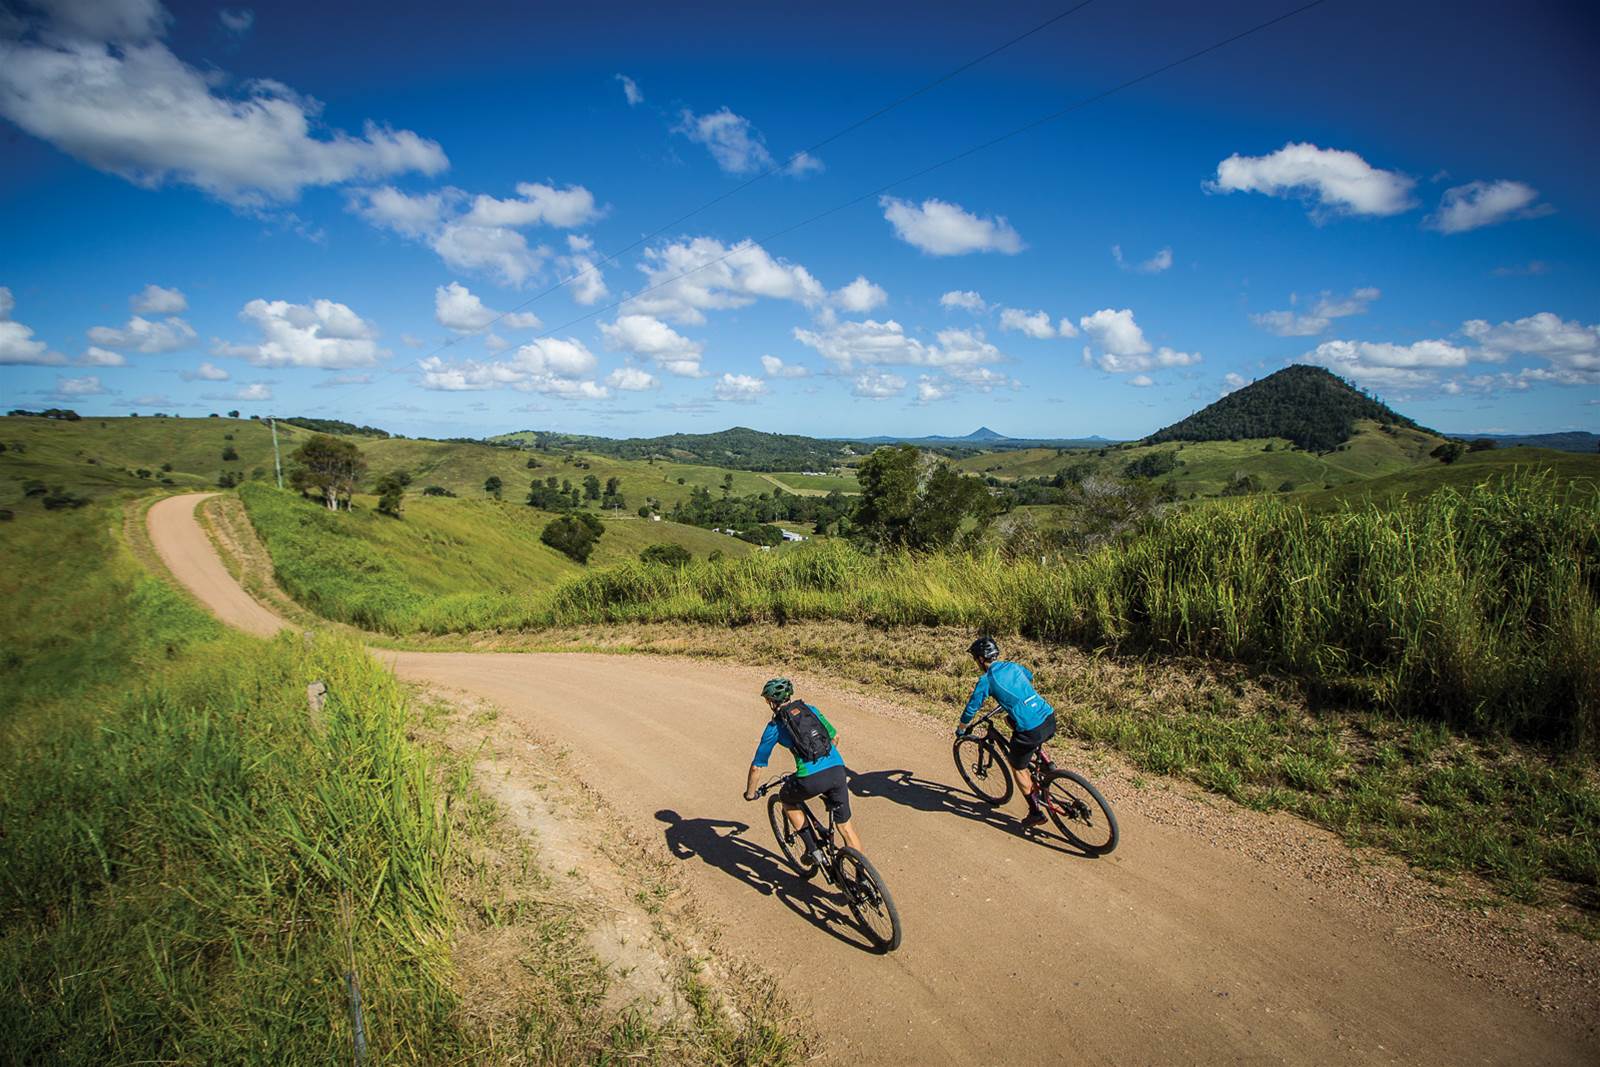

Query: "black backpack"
(775, 699), (832, 762)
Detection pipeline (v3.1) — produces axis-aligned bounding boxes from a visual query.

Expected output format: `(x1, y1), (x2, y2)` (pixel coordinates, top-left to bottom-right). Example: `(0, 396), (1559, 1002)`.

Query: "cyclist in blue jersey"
(743, 678), (864, 852)
(958, 636), (1058, 827)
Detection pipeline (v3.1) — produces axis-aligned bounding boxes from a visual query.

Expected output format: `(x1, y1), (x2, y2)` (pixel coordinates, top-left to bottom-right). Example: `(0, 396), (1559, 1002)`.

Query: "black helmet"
(968, 636), (1000, 662)
(761, 677), (794, 703)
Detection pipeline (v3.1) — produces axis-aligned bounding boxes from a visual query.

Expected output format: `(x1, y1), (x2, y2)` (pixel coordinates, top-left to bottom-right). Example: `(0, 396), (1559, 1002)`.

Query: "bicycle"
(953, 708), (1120, 855)
(754, 776), (903, 952)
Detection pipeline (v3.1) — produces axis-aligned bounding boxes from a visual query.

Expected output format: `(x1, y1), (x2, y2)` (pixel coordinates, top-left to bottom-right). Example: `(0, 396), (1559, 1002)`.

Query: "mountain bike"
(754, 776), (902, 952)
(953, 708), (1119, 855)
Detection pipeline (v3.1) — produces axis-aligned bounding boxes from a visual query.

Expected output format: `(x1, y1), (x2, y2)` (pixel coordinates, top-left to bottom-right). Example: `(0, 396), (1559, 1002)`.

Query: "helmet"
(761, 677), (794, 703)
(968, 636), (1000, 662)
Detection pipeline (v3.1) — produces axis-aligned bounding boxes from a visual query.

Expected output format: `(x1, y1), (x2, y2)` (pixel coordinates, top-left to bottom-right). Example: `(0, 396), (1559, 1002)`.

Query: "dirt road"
(147, 493), (1592, 1065)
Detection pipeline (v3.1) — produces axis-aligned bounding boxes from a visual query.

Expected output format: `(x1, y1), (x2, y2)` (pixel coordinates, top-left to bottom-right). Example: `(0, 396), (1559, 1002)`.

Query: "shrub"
(542, 513), (604, 563)
(421, 485), (455, 497)
(640, 543), (692, 567)
(221, 446), (239, 461)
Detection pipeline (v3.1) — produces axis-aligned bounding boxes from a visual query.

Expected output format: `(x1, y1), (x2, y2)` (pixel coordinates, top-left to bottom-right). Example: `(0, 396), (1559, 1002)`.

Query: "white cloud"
(417, 351), (607, 398)
(760, 354), (809, 378)
(1297, 337), (1472, 390)
(219, 8), (253, 35)
(852, 372), (907, 399)
(1128, 374), (1155, 387)
(940, 290), (988, 312)
(1463, 312), (1599, 384)
(1251, 287), (1380, 337)
(316, 373), (374, 388)
(833, 275), (888, 313)
(181, 361), (230, 381)
(944, 364), (1019, 391)
(1056, 317), (1079, 338)
(1426, 180), (1553, 234)
(434, 281), (539, 332)
(1208, 142), (1415, 219)
(1221, 371), (1249, 395)
(786, 151), (824, 178)
(56, 374), (107, 396)
(214, 298), (384, 368)
(607, 366), (657, 391)
(616, 73), (642, 106)
(915, 376), (951, 404)
(1079, 308), (1199, 375)
(459, 181), (602, 230)
(599, 314), (705, 377)
(1112, 245), (1173, 273)
(81, 345), (126, 366)
(673, 107), (775, 175)
(132, 284), (186, 314)
(0, 286), (66, 365)
(559, 234), (609, 306)
(714, 373), (768, 402)
(998, 308), (1055, 339)
(219, 382), (272, 402)
(87, 314), (196, 353)
(0, 4), (447, 206)
(792, 318), (1008, 373)
(349, 182), (598, 287)
(880, 196), (1023, 255)
(626, 236), (824, 325)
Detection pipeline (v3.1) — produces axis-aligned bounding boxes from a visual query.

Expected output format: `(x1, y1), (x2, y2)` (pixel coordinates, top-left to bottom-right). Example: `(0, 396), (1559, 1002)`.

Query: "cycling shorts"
(779, 764), (852, 823)
(1006, 712), (1057, 770)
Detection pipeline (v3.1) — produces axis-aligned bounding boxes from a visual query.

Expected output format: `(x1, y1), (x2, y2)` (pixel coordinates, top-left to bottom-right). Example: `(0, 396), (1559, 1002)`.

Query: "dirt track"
(146, 493), (1594, 1065)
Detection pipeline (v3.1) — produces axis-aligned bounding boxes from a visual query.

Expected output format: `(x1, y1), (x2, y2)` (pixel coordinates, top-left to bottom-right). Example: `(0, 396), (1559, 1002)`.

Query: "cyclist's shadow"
(654, 810), (877, 952)
(848, 768), (1092, 858)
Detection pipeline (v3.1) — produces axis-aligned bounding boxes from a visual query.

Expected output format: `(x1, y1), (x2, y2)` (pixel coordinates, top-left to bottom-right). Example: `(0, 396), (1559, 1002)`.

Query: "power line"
(411, 2), (1101, 361)
(425, 0), (1329, 374)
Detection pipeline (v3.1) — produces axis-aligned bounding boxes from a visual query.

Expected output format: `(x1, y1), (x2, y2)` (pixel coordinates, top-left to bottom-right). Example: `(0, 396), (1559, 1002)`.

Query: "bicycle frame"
(964, 708), (1054, 778)
(761, 775), (843, 886)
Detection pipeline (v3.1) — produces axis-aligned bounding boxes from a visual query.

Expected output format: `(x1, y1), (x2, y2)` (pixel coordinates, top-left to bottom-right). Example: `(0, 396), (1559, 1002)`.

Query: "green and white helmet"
(761, 677), (794, 703)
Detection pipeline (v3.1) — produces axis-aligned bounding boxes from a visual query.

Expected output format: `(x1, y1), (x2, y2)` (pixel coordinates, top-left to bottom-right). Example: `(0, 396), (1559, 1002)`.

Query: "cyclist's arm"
(747, 722), (780, 799)
(960, 672), (992, 725)
(744, 764), (764, 801)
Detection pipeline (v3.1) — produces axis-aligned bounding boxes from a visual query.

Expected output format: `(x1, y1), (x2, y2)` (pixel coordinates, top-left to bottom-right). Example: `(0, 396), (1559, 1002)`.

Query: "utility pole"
(269, 416), (283, 489)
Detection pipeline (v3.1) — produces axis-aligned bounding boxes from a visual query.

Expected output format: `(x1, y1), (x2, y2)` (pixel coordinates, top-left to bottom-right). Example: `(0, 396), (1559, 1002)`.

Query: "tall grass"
(243, 475), (1600, 746)
(1, 508), (454, 1062)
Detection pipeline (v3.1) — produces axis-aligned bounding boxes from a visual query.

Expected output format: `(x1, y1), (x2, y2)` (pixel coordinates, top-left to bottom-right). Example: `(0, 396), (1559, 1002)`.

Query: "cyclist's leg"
(814, 766), (861, 850)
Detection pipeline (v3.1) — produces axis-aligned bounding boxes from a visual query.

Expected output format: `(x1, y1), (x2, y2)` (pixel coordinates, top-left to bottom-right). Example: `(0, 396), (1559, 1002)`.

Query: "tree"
(1467, 438), (1496, 452)
(722, 472), (734, 498)
(1430, 441), (1465, 465)
(222, 445), (239, 461)
(638, 505), (653, 518)
(601, 475), (625, 510)
(484, 475), (503, 499)
(288, 433), (367, 510)
(375, 472), (406, 517)
(853, 445), (995, 551)
(640, 542), (692, 567)
(227, 409), (240, 418)
(542, 512), (604, 562)
(583, 474), (601, 501)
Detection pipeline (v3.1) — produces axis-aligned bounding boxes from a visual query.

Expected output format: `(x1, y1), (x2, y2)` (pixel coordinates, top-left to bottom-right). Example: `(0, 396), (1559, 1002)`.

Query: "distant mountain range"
(853, 427), (1115, 449)
(1456, 431), (1599, 454)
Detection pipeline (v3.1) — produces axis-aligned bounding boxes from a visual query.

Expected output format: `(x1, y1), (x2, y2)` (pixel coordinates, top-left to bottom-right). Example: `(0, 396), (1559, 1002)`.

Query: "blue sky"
(1, 0), (1596, 439)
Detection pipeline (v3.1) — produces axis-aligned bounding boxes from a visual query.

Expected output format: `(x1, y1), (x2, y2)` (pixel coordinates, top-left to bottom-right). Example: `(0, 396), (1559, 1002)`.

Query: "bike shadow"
(654, 810), (879, 953)
(847, 768), (1097, 859)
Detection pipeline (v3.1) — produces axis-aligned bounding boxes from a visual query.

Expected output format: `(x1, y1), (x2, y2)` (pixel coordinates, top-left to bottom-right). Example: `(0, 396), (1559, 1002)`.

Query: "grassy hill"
(0, 414), (857, 518)
(238, 483), (756, 632)
(489, 425), (863, 471)
(1146, 365), (1427, 451)
(1302, 447), (1600, 509)
(952, 421), (1444, 496)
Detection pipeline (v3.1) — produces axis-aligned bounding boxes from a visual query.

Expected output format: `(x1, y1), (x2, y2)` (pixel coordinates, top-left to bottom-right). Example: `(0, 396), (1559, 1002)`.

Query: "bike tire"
(1042, 769), (1119, 855)
(953, 735), (1014, 807)
(766, 794), (819, 880)
(835, 847), (902, 953)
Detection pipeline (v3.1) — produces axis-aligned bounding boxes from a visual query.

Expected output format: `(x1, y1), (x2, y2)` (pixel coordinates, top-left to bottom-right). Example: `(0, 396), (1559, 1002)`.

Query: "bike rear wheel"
(1042, 769), (1119, 855)
(953, 735), (1014, 807)
(835, 847), (902, 953)
(766, 794), (820, 880)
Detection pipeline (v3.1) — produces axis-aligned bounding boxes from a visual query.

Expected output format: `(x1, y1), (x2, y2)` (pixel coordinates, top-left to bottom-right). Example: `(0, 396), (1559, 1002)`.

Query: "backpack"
(775, 699), (832, 763)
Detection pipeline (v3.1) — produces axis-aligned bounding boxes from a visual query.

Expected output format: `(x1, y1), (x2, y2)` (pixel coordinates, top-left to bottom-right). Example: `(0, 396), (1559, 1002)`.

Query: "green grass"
(1302, 446), (1600, 509)
(238, 483), (753, 633)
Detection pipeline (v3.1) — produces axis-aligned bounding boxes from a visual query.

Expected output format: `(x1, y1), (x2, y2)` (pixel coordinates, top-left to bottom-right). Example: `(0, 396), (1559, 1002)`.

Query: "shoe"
(1021, 808), (1048, 828)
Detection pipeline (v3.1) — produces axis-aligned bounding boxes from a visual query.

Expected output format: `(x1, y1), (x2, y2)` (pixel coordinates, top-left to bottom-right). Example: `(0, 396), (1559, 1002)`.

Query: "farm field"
(1302, 446), (1600, 508)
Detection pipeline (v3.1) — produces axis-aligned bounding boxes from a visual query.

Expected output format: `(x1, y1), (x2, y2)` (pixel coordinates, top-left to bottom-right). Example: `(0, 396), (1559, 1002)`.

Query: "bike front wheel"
(767, 794), (819, 880)
(953, 735), (1014, 807)
(1042, 769), (1119, 855)
(835, 847), (902, 953)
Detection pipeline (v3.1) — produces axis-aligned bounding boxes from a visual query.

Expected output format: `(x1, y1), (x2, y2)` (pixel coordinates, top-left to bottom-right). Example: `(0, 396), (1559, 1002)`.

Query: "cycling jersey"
(753, 704), (844, 777)
(961, 660), (1054, 731)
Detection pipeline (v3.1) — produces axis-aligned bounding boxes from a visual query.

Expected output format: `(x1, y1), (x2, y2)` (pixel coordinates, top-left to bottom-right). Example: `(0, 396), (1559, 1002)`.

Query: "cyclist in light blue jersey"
(958, 636), (1058, 826)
